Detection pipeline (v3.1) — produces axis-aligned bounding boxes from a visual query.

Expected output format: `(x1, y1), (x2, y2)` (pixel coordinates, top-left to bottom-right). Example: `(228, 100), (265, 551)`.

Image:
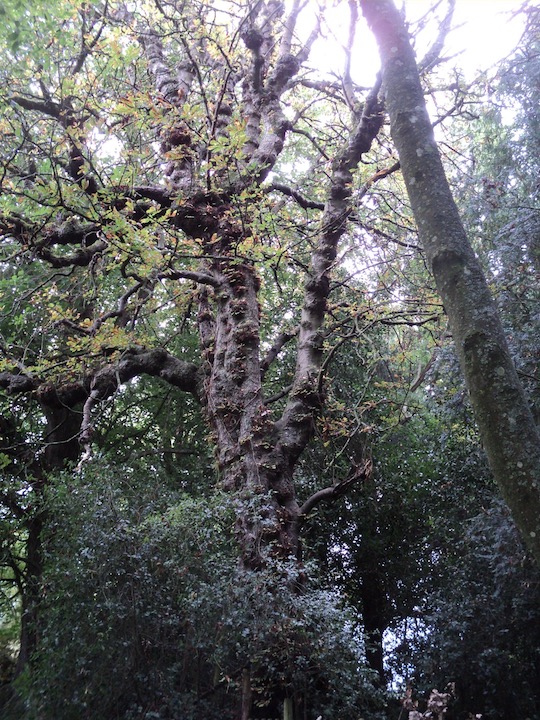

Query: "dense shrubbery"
(12, 461), (384, 720)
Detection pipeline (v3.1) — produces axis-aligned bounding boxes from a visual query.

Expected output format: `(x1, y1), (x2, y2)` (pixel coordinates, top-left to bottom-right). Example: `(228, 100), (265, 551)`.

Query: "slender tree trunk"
(15, 404), (81, 675)
(361, 0), (540, 564)
(283, 697), (294, 720)
(357, 468), (387, 685)
(360, 569), (387, 684)
(15, 512), (43, 675)
(241, 667), (252, 720)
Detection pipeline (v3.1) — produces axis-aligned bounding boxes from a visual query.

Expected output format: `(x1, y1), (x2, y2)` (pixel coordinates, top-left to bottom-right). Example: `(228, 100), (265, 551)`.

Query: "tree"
(360, 0), (540, 563)
(0, 0), (390, 565)
(0, 1), (411, 714)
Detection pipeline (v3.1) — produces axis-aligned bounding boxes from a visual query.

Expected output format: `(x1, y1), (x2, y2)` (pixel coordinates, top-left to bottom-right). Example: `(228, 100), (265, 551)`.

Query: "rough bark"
(1, 3), (389, 704)
(361, 0), (540, 563)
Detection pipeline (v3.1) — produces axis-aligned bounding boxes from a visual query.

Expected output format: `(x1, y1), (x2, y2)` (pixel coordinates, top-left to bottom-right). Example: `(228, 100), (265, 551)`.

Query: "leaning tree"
(361, 0), (540, 563)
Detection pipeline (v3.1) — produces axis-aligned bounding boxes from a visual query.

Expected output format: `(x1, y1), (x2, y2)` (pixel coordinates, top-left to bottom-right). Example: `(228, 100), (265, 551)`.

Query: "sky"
(432, 0), (525, 77)
(310, 0), (526, 84)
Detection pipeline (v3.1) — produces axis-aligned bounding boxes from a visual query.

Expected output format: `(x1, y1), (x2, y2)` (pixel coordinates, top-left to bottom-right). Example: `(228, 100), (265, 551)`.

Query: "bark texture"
(361, 0), (540, 563)
(0, 2), (387, 694)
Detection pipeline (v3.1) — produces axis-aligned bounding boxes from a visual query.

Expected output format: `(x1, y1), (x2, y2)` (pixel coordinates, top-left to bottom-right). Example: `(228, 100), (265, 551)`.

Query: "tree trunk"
(361, 0), (540, 564)
(241, 667), (252, 720)
(357, 467), (387, 685)
(283, 697), (294, 720)
(360, 569), (387, 684)
(15, 404), (82, 675)
(198, 247), (303, 569)
(15, 512), (43, 675)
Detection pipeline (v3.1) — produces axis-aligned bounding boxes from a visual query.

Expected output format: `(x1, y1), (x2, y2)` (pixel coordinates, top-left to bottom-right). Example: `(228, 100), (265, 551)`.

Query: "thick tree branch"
(79, 347), (200, 445)
(260, 327), (299, 378)
(418, 0), (455, 73)
(266, 183), (325, 211)
(276, 76), (384, 463)
(2, 349), (199, 426)
(1, 215), (107, 268)
(10, 95), (65, 121)
(343, 0), (360, 112)
(239, 1), (320, 186)
(160, 269), (223, 288)
(0, 372), (40, 395)
(35, 240), (108, 268)
(140, 29), (196, 191)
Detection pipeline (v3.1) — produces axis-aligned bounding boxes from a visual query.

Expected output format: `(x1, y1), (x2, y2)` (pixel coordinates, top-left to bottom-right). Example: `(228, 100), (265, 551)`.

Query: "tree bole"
(361, 0), (540, 563)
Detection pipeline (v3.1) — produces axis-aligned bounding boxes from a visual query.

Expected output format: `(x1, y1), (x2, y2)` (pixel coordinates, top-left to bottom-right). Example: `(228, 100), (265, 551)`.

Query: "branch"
(266, 183), (324, 211)
(2, 349), (200, 427)
(297, 78), (371, 101)
(409, 349), (438, 393)
(279, 0), (302, 58)
(418, 0), (456, 73)
(239, 1), (318, 185)
(342, 0), (359, 112)
(276, 75), (384, 463)
(9, 95), (64, 121)
(10, 95), (100, 194)
(0, 213), (33, 239)
(0, 372), (39, 395)
(289, 126), (331, 161)
(299, 458), (373, 517)
(260, 327), (299, 378)
(130, 185), (173, 206)
(355, 161), (401, 202)
(57, 282), (143, 336)
(263, 383), (293, 406)
(71, 3), (108, 75)
(139, 29), (196, 191)
(79, 347), (200, 445)
(34, 239), (108, 268)
(160, 269), (222, 288)
(361, 222), (422, 252)
(1, 215), (108, 268)
(34, 221), (102, 248)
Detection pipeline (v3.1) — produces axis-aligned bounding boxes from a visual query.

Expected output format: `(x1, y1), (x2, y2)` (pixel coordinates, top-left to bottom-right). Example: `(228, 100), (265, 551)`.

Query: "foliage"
(11, 459), (384, 720)
(411, 499), (540, 720)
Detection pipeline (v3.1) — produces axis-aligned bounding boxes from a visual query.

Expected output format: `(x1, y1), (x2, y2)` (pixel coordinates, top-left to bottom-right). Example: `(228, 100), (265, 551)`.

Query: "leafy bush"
(17, 460), (384, 720)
